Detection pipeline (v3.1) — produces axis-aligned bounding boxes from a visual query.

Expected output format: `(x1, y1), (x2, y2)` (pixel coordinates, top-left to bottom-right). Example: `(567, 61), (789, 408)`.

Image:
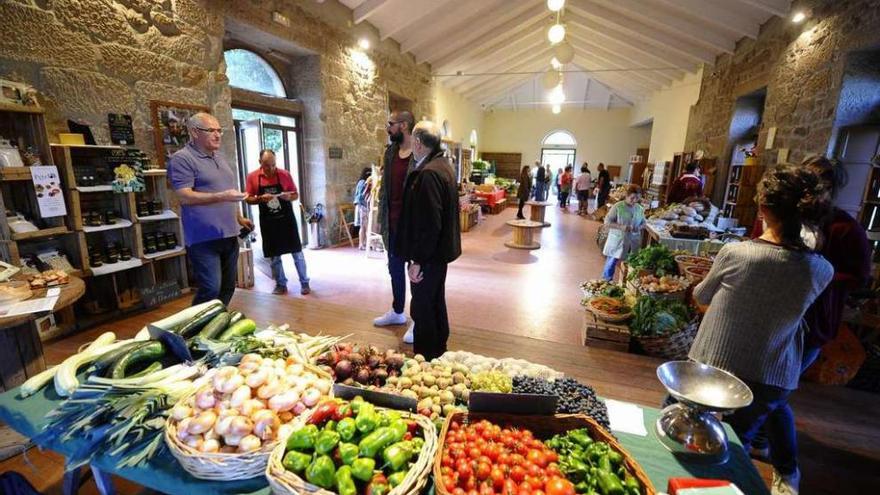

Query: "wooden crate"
(236, 246), (254, 288)
(460, 208), (478, 233)
(583, 311), (632, 352)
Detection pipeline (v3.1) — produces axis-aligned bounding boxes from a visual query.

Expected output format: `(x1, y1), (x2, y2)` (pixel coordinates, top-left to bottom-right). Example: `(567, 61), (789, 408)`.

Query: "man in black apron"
(245, 149), (310, 295)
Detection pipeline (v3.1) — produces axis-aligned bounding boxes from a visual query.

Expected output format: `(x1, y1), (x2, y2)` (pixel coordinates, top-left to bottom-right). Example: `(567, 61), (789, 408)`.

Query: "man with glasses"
(374, 110), (416, 342)
(168, 112), (252, 305)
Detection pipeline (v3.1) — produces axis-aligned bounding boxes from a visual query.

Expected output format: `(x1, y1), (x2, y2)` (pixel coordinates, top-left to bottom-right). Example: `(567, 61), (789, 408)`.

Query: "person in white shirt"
(575, 163), (593, 215)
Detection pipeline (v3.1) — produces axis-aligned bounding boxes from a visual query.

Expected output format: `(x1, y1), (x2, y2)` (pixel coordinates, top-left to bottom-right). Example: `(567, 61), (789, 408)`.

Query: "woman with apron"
(602, 184), (645, 281)
(245, 149), (310, 295)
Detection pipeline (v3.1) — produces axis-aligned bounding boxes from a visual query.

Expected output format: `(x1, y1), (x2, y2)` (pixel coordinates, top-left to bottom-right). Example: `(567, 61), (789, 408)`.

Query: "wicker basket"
(266, 408), (437, 495)
(435, 411), (655, 495)
(634, 321), (699, 360)
(587, 297), (633, 323)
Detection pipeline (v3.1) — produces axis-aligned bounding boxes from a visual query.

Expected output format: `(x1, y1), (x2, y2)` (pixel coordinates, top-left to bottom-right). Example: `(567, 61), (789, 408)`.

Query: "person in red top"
(667, 162), (704, 204)
(245, 149), (310, 295)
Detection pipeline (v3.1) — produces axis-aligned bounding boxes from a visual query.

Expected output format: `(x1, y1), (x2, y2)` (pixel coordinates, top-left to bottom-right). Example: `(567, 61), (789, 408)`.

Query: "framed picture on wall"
(150, 100), (210, 167)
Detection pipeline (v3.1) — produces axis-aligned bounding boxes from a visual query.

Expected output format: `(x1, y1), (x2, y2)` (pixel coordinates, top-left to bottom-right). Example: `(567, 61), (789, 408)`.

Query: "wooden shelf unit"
(722, 164), (764, 232)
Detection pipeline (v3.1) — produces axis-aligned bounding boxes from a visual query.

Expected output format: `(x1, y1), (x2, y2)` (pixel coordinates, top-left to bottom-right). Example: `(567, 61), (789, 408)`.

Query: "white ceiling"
(339, 0), (791, 109)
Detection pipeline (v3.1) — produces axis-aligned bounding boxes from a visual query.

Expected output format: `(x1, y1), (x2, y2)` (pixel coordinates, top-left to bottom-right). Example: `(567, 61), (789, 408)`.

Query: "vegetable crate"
(237, 247), (254, 289)
(582, 311), (632, 353)
(434, 412), (655, 495)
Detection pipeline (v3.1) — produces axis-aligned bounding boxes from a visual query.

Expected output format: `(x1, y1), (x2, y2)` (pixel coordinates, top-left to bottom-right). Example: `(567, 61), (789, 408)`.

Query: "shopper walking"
(533, 162), (546, 201)
(688, 164), (833, 495)
(667, 161), (704, 204)
(542, 165), (552, 201)
(374, 110), (415, 334)
(554, 167), (563, 203)
(245, 149), (310, 295)
(396, 121), (461, 360)
(354, 167), (372, 250)
(595, 162), (612, 210)
(601, 184), (645, 280)
(575, 163), (593, 215)
(516, 165), (532, 220)
(559, 166), (573, 208)
(168, 112), (251, 306)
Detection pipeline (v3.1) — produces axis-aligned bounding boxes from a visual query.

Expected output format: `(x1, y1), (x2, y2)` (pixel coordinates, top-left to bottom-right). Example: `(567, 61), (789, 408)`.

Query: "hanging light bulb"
(547, 0), (565, 12)
(547, 23), (566, 44)
(552, 104), (562, 114)
(550, 57), (562, 69)
(541, 69), (561, 90)
(548, 84), (565, 104)
(553, 42), (574, 64)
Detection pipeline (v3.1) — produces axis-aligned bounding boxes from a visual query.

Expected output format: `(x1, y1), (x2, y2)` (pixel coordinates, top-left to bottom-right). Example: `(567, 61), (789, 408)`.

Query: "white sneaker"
(373, 310), (406, 327)
(402, 322), (414, 344)
(771, 469), (800, 495)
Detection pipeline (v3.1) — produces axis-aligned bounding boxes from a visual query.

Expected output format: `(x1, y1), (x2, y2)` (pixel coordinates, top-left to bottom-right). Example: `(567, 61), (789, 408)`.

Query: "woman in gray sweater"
(689, 164), (833, 495)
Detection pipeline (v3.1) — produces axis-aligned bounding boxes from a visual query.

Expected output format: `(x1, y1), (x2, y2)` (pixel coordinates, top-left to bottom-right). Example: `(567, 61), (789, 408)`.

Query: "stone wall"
(0, 0), (436, 243)
(685, 0), (880, 201)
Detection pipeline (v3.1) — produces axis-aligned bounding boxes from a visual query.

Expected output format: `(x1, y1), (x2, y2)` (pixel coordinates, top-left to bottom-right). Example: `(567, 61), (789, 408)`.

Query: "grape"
(512, 376), (610, 431)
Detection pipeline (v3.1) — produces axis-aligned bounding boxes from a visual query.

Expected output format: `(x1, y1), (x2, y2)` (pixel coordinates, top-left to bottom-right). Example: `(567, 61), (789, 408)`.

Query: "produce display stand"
(525, 200), (551, 227)
(504, 219), (543, 250)
(644, 224), (724, 255)
(582, 310), (631, 352)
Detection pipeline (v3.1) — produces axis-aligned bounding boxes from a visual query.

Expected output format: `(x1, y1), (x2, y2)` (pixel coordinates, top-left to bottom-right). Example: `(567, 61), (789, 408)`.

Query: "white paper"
(0, 296), (58, 318)
(46, 287), (61, 297)
(30, 166), (67, 218)
(605, 399), (648, 436)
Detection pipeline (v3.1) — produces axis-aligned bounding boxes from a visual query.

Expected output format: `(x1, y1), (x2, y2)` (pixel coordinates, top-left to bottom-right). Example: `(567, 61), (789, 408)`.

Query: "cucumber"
(126, 361), (163, 378)
(135, 300), (224, 340)
(197, 312), (230, 340)
(110, 341), (166, 379)
(217, 318), (257, 341)
(228, 311), (244, 325)
(174, 303), (225, 338)
(90, 341), (143, 376)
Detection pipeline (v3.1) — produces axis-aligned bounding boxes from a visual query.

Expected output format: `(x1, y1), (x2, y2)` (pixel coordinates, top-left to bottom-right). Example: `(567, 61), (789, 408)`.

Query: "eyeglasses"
(196, 127), (224, 135)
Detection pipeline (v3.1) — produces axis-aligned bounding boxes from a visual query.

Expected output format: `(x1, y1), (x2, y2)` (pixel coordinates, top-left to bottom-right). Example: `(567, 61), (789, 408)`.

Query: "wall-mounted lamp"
(358, 38), (371, 50)
(791, 11), (807, 23)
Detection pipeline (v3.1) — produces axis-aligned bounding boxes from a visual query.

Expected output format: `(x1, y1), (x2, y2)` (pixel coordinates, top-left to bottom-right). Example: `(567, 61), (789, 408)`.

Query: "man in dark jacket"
(395, 121), (461, 360)
(374, 110), (415, 332)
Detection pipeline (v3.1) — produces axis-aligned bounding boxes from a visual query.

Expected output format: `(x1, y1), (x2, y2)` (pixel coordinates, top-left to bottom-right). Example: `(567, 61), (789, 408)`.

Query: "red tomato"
(457, 460), (473, 481)
(485, 444), (501, 462)
(451, 421), (461, 431)
(476, 462), (492, 481)
(545, 451), (558, 463)
(500, 434), (516, 448)
(468, 448), (482, 460)
(454, 489), (467, 495)
(515, 442), (529, 455)
(509, 454), (526, 466)
(509, 465), (526, 483)
(490, 467), (505, 490)
(544, 478), (575, 495)
(444, 476), (457, 492)
(504, 479), (518, 495)
(442, 455), (455, 468)
(526, 449), (548, 468)
(467, 490), (479, 495)
(466, 431), (478, 442)
(517, 489), (532, 495)
(465, 477), (477, 491)
(527, 463), (543, 478)
(451, 448), (466, 460)
(519, 481), (532, 491)
(478, 455), (493, 466)
(532, 491), (546, 495)
(545, 464), (562, 478)
(497, 452), (511, 466)
(479, 483), (495, 495)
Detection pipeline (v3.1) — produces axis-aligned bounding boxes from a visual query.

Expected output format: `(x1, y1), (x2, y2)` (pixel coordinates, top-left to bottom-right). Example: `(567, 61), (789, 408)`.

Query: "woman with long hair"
(516, 165), (532, 220)
(688, 164), (833, 495)
(354, 167), (373, 250)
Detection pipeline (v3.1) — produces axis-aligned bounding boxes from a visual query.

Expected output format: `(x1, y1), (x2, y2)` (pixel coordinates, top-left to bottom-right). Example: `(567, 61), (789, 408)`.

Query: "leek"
(54, 333), (130, 397)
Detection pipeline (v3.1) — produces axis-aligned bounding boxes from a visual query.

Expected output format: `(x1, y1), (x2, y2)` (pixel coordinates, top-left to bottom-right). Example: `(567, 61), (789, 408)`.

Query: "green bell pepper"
(337, 442), (359, 465)
(410, 436), (424, 452)
(574, 481), (591, 494)
(287, 424), (320, 451)
(387, 471), (407, 488)
(350, 395), (365, 414)
(623, 474), (641, 495)
(596, 469), (625, 495)
(335, 465), (357, 495)
(282, 451), (312, 474)
(324, 420), (338, 432)
(351, 457), (376, 482)
(359, 427), (397, 458)
(389, 419), (408, 442)
(337, 417), (357, 442)
(570, 428), (594, 448)
(315, 430), (341, 455)
(306, 455), (336, 490)
(382, 441), (414, 471)
(356, 403), (379, 433)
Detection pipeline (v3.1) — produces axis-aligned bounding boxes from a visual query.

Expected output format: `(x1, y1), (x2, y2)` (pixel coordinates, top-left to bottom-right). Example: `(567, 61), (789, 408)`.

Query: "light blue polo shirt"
(167, 143), (240, 246)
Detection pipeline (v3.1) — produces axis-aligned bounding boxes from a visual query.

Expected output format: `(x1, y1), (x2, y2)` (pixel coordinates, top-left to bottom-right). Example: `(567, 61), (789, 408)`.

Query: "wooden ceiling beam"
(379, 0), (451, 41)
(730, 0), (791, 18)
(569, 55), (655, 97)
(566, 0), (717, 64)
(566, 35), (676, 85)
(399, 0), (507, 55)
(457, 49), (554, 95)
(442, 36), (547, 90)
(353, 0), (390, 24)
(650, 0), (760, 39)
(416, 1), (541, 65)
(430, 13), (550, 72)
(590, 0), (736, 53)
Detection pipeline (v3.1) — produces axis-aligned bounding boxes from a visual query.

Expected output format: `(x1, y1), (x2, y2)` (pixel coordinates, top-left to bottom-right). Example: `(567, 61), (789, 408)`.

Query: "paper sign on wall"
(30, 166), (67, 218)
(651, 161), (667, 186)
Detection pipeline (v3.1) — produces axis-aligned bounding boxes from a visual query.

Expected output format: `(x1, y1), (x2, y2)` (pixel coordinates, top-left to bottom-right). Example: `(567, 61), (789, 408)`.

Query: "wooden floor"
(2, 203), (879, 494)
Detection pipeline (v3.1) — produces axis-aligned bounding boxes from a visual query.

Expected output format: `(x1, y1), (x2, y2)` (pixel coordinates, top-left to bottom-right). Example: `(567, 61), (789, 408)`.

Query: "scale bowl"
(657, 361), (753, 412)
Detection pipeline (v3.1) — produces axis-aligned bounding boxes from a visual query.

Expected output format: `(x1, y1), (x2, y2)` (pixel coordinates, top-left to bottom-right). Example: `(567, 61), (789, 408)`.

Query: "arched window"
(224, 49), (286, 97)
(542, 130), (577, 147)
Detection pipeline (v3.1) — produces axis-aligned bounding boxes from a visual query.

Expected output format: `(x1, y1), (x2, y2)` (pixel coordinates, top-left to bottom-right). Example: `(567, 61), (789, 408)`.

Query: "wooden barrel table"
(505, 219), (544, 250)
(526, 200), (552, 227)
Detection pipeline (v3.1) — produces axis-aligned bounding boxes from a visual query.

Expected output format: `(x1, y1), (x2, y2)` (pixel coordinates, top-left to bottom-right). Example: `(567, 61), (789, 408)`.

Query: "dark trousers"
(517, 198), (526, 219)
(188, 236), (239, 306)
(411, 262), (449, 361)
(388, 231), (407, 314)
(560, 190), (570, 207)
(726, 380), (797, 476)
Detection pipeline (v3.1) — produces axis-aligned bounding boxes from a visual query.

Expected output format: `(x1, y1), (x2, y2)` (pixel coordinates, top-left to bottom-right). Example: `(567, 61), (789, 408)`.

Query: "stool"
(526, 200), (551, 227)
(336, 204), (356, 247)
(505, 219), (543, 250)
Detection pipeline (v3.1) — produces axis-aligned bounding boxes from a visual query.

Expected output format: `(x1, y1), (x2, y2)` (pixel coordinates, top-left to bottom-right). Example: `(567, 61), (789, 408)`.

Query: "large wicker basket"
(435, 411), (656, 495)
(634, 321), (699, 360)
(266, 408), (437, 495)
(586, 297), (633, 323)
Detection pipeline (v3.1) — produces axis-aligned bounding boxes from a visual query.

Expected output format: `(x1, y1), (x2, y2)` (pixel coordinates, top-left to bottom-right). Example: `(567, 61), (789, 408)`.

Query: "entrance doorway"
(232, 109), (306, 261)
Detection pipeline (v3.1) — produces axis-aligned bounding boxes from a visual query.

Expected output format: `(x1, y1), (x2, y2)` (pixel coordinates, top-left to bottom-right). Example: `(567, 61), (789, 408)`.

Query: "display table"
(645, 224), (724, 255)
(0, 383), (768, 494)
(505, 219), (543, 250)
(526, 200), (551, 227)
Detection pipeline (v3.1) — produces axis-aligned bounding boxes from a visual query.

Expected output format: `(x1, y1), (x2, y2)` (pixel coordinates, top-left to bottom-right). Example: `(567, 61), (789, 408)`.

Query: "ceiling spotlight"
(547, 0), (565, 12)
(552, 104), (561, 114)
(551, 57), (562, 69)
(358, 38), (370, 50)
(547, 23), (566, 44)
(791, 11), (806, 23)
(553, 41), (574, 64)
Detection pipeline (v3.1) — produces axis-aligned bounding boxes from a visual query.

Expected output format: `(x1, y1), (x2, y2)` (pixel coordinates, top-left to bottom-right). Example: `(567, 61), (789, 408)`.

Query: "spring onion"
(53, 332), (126, 397)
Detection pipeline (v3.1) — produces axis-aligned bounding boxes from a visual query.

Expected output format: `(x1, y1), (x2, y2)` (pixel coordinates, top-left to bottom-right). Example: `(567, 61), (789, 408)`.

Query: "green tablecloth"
(0, 385), (767, 495)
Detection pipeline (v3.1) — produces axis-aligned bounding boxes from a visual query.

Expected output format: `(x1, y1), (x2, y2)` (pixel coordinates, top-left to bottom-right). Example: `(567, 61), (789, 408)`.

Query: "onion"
(257, 379), (283, 399)
(171, 403), (193, 421)
(184, 434), (204, 450)
(278, 411), (294, 423)
(286, 363), (304, 376)
(224, 433), (243, 446)
(200, 438), (220, 453)
(177, 418), (193, 440)
(219, 373), (244, 394)
(230, 385), (252, 408)
(240, 354), (263, 366)
(278, 423), (295, 441)
(214, 415), (235, 436)
(302, 388), (321, 407)
(195, 387), (216, 410)
(268, 390), (299, 412)
(292, 401), (307, 415)
(204, 429), (220, 441)
(241, 398), (266, 416)
(213, 366), (239, 393)
(245, 368), (269, 388)
(253, 410), (281, 440)
(229, 416), (254, 436)
(188, 410), (217, 435)
(238, 434), (262, 453)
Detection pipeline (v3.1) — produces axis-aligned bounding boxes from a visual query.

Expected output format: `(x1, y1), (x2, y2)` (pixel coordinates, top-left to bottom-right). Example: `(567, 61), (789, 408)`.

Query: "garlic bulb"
(200, 438), (220, 453)
(230, 384), (252, 408)
(171, 403), (193, 421)
(238, 434), (262, 453)
(229, 415), (254, 437)
(188, 410), (217, 435)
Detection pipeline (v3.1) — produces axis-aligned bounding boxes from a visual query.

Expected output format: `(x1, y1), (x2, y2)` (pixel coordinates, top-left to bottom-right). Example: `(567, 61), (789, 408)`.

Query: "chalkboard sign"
(142, 280), (182, 308)
(328, 146), (343, 159)
(108, 113), (135, 145)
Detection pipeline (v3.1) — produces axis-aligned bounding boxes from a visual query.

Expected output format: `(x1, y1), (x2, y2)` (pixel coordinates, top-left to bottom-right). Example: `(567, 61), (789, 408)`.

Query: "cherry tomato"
(477, 455), (493, 467)
(527, 463), (543, 478)
(497, 453), (511, 466)
(466, 431), (478, 442)
(533, 491), (546, 495)
(479, 483), (495, 495)
(544, 477), (576, 495)
(485, 444), (502, 462)
(467, 490), (479, 495)
(519, 481), (532, 491)
(509, 454), (526, 466)
(451, 421), (461, 431)
(515, 442), (529, 455)
(444, 476), (458, 492)
(442, 454), (455, 468)
(465, 476), (477, 491)
(504, 479), (518, 495)
(468, 447), (482, 460)
(490, 467), (505, 490)
(509, 465), (526, 483)
(545, 451), (558, 463)
(451, 448), (466, 460)
(545, 464), (562, 478)
(457, 460), (473, 481)
(454, 489), (467, 495)
(476, 462), (492, 481)
(500, 434), (516, 448)
(527, 447), (548, 466)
